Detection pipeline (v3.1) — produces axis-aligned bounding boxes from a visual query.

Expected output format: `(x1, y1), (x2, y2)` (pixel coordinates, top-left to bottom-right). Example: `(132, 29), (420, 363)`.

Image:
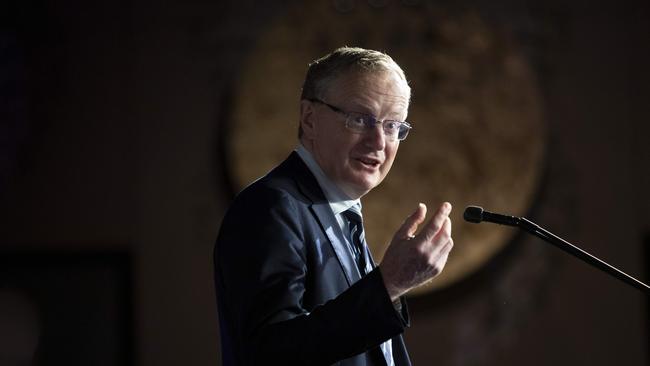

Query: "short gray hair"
(299, 47), (410, 137)
(301, 46), (409, 101)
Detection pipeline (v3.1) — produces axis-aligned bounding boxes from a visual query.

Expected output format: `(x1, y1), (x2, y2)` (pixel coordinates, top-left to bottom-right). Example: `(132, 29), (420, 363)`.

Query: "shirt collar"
(295, 144), (360, 216)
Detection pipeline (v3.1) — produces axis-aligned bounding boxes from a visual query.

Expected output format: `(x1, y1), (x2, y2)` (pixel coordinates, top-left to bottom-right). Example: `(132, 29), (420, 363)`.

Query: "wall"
(1, 1), (648, 365)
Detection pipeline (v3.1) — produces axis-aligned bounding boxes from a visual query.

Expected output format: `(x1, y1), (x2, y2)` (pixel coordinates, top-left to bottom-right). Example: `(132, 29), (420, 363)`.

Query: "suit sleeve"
(215, 187), (407, 365)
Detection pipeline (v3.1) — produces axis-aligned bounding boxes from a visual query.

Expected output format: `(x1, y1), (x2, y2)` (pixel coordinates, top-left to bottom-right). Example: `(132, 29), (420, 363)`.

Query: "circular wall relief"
(225, 1), (546, 295)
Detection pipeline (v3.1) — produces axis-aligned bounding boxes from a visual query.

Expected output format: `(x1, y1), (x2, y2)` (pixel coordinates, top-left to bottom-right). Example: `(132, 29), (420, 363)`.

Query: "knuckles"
(390, 221), (455, 289)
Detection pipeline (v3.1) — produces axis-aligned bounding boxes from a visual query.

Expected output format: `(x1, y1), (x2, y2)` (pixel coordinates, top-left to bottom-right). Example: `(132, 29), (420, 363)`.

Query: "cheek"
(325, 138), (355, 170)
(334, 136), (359, 158)
(384, 145), (398, 167)
(377, 148), (397, 177)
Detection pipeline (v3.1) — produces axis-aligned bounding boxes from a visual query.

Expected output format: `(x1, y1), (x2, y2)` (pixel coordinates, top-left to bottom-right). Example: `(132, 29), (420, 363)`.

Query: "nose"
(363, 123), (386, 151)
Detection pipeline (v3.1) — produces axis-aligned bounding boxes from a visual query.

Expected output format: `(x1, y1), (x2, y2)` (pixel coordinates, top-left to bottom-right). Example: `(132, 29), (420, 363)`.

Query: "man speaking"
(214, 47), (454, 366)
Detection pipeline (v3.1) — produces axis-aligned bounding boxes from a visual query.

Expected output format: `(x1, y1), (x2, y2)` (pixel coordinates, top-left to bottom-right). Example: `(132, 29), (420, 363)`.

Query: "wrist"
(378, 266), (405, 302)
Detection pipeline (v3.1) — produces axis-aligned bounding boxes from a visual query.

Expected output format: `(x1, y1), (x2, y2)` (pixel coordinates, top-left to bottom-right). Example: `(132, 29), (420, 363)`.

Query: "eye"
(384, 121), (399, 131)
(348, 114), (368, 128)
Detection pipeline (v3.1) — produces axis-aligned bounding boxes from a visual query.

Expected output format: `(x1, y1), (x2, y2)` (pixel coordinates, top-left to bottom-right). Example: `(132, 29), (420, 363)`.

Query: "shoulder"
(220, 160), (313, 229)
(231, 170), (305, 214)
(216, 164), (315, 262)
(228, 153), (318, 214)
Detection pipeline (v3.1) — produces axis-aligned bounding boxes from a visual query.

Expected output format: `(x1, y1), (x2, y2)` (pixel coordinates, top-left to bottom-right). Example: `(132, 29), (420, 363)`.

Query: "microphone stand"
(516, 217), (650, 294)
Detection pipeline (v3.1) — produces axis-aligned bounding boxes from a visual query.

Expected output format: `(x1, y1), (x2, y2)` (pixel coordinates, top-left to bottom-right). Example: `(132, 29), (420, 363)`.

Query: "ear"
(300, 99), (317, 139)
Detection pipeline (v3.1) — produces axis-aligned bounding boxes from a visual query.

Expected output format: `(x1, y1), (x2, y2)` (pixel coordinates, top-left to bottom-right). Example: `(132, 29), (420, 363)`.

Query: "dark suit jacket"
(214, 152), (411, 366)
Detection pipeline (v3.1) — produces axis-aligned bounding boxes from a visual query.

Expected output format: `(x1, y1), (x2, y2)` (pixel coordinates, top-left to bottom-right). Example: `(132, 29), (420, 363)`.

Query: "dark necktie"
(343, 207), (370, 276)
(343, 206), (395, 366)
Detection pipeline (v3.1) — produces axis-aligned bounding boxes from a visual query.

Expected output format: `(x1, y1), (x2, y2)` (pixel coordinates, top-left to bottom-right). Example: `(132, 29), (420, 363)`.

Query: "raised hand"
(379, 202), (454, 301)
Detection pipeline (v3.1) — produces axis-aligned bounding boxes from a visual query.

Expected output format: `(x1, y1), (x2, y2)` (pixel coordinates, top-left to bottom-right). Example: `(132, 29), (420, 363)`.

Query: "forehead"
(325, 69), (411, 113)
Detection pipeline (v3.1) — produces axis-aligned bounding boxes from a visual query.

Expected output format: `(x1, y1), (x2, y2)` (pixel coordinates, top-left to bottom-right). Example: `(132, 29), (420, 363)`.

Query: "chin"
(339, 168), (385, 196)
(349, 178), (382, 197)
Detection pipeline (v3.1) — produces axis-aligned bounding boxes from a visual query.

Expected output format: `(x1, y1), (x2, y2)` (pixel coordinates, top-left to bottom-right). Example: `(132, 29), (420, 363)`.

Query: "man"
(215, 47), (454, 366)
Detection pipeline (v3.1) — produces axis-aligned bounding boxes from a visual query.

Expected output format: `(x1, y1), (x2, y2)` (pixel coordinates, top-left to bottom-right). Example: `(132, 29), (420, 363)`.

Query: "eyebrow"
(344, 101), (393, 118)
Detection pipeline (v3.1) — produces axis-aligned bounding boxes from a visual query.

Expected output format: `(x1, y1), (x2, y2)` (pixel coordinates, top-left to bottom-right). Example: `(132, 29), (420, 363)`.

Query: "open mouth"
(356, 157), (381, 168)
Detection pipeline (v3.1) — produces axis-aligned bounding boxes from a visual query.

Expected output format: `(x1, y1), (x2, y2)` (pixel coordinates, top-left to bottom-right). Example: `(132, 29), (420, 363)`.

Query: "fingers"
(430, 238), (454, 276)
(434, 217), (452, 243)
(381, 202), (455, 300)
(420, 202), (452, 241)
(395, 203), (427, 240)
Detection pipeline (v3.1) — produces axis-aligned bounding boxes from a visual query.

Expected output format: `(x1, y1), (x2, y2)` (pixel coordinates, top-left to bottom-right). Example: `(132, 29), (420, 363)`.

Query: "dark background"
(1, 0), (648, 365)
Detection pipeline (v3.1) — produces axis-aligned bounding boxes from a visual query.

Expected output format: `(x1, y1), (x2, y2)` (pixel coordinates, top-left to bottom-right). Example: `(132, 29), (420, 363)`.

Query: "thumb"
(395, 203), (427, 240)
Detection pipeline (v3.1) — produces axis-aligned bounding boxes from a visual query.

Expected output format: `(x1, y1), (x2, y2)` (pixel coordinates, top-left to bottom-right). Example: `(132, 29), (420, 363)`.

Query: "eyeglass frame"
(307, 98), (412, 141)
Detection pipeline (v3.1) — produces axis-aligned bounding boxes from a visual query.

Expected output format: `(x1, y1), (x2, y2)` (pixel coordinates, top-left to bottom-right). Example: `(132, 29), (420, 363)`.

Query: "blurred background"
(0, 0), (648, 365)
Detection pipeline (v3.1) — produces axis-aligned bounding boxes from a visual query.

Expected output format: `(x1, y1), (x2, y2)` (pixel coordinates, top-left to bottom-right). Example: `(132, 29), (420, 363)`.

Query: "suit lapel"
(310, 202), (362, 285)
(280, 152), (362, 286)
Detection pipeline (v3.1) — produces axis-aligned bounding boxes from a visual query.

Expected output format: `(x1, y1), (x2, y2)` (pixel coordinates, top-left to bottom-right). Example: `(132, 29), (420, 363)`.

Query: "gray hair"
(301, 46), (410, 101)
(299, 47), (410, 137)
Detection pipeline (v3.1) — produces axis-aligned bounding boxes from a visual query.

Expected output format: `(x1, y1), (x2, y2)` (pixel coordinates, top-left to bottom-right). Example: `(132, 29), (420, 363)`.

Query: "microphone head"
(463, 206), (484, 223)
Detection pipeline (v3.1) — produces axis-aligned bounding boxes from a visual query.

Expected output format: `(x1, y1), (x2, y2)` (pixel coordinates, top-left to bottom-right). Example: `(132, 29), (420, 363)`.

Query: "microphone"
(462, 204), (650, 293)
(463, 206), (520, 226)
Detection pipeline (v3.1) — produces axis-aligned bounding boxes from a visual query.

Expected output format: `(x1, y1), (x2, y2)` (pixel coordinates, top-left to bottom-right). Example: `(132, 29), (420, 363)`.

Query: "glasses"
(308, 98), (412, 141)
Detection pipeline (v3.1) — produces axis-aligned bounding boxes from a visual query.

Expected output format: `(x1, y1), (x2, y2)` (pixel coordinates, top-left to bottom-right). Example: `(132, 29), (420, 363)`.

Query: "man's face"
(300, 69), (410, 199)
